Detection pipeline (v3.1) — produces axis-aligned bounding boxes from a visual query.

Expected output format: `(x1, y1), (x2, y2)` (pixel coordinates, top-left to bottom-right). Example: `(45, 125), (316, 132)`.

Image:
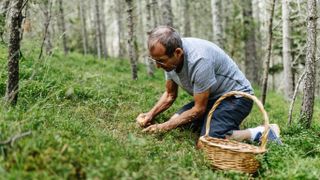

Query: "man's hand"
(142, 123), (171, 133)
(136, 113), (152, 127)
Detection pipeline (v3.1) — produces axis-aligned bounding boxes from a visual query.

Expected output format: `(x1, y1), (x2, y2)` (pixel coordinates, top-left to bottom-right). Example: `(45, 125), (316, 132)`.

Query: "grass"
(0, 42), (320, 179)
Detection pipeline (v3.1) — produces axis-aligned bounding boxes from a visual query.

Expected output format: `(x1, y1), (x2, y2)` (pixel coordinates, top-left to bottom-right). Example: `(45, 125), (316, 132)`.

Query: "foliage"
(0, 45), (320, 179)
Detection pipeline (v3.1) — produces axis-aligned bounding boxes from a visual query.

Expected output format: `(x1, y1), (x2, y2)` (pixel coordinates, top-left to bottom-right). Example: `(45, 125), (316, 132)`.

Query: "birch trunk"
(0, 0), (10, 42)
(116, 0), (126, 58)
(183, 0), (191, 37)
(146, 0), (155, 76)
(6, 0), (24, 105)
(39, 0), (53, 59)
(152, 0), (159, 27)
(261, 0), (276, 105)
(242, 0), (259, 85)
(282, 0), (294, 100)
(100, 0), (108, 60)
(94, 0), (103, 59)
(58, 0), (68, 55)
(126, 0), (138, 80)
(211, 0), (223, 47)
(79, 0), (88, 55)
(300, 0), (317, 128)
(161, 0), (173, 27)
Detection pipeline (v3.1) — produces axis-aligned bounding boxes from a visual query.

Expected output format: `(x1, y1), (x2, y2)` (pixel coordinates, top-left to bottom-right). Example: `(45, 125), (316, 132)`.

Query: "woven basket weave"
(199, 91), (270, 174)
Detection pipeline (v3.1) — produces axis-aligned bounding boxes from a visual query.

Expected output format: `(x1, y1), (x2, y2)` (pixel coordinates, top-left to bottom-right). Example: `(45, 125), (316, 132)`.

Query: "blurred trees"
(1, 0), (319, 126)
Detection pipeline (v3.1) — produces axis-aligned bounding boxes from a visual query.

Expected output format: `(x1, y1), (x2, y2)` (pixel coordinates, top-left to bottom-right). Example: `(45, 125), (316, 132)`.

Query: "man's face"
(149, 43), (177, 72)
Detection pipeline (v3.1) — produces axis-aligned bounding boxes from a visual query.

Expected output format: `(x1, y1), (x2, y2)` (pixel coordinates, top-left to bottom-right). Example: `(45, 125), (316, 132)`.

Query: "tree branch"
(0, 131), (32, 147)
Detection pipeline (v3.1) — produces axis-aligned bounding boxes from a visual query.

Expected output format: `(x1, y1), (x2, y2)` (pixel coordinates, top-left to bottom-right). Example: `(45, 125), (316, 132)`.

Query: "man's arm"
(143, 89), (210, 132)
(136, 80), (178, 127)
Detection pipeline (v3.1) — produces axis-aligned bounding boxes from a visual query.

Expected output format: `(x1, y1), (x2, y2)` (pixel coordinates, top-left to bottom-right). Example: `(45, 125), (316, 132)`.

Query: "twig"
(288, 71), (306, 125)
(0, 131), (32, 147)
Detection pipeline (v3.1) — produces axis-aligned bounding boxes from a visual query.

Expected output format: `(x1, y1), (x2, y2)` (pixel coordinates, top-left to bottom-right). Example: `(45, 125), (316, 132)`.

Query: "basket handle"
(204, 91), (270, 149)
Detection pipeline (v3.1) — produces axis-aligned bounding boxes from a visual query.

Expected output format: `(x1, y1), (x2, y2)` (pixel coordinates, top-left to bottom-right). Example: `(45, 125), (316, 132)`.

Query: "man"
(136, 26), (281, 146)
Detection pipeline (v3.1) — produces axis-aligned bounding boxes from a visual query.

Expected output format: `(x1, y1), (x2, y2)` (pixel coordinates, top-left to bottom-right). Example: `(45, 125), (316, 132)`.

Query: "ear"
(174, 48), (183, 57)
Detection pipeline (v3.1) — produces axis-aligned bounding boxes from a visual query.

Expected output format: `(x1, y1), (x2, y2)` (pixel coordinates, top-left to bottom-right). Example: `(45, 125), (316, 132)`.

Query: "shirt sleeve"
(165, 71), (172, 80)
(191, 58), (216, 94)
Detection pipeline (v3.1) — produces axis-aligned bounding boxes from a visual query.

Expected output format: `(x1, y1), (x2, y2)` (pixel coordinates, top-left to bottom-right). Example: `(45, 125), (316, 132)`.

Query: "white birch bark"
(282, 0), (294, 100)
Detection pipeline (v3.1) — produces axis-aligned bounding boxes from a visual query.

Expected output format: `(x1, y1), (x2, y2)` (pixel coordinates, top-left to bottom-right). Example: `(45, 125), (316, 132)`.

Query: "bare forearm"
(148, 92), (175, 118)
(164, 108), (204, 129)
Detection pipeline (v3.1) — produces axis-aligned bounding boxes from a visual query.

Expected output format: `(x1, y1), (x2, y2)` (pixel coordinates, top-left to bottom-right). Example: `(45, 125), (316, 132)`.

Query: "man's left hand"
(142, 123), (171, 133)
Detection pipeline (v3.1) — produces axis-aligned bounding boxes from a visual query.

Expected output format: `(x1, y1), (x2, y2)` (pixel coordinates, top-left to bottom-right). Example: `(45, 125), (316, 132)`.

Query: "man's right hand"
(136, 113), (152, 127)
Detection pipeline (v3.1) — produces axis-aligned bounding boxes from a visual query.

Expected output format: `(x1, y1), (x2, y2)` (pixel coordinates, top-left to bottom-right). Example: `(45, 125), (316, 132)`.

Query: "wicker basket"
(199, 91), (270, 174)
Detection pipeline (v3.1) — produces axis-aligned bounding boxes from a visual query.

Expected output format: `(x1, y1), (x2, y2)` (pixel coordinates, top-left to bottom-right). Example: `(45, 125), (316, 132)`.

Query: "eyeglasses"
(148, 56), (167, 66)
(148, 56), (177, 68)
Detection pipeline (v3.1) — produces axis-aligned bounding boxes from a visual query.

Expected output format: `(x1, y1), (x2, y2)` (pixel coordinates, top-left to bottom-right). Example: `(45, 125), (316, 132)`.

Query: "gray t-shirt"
(165, 38), (253, 100)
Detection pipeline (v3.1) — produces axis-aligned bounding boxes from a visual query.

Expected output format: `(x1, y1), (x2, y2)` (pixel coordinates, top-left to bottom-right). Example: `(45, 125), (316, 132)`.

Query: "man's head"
(147, 26), (184, 72)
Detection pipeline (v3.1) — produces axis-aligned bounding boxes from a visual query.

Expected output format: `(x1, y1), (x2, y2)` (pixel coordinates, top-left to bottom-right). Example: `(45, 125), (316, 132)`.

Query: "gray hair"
(147, 26), (182, 57)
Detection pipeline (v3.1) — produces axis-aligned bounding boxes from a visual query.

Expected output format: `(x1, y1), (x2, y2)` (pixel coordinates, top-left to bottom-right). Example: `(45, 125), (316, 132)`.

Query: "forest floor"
(0, 43), (320, 179)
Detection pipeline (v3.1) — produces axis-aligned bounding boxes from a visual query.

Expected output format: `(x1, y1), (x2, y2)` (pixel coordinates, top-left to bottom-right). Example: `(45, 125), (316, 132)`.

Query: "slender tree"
(79, 0), (88, 55)
(242, 0), (259, 85)
(39, 0), (53, 60)
(146, 0), (155, 76)
(126, 0), (138, 80)
(58, 0), (68, 55)
(151, 0), (159, 27)
(160, 0), (173, 27)
(115, 0), (126, 58)
(300, 0), (317, 128)
(0, 0), (10, 43)
(100, 0), (108, 60)
(94, 0), (103, 59)
(261, 0), (276, 105)
(282, 0), (294, 100)
(211, 0), (223, 47)
(6, 0), (25, 105)
(183, 0), (191, 37)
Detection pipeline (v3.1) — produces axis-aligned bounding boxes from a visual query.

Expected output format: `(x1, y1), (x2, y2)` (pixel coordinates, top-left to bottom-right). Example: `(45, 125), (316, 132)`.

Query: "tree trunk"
(282, 0), (294, 100)
(100, 0), (108, 60)
(242, 0), (259, 85)
(146, 0), (155, 76)
(160, 0), (173, 27)
(94, 0), (103, 59)
(211, 0), (223, 47)
(79, 0), (88, 55)
(39, 0), (53, 60)
(126, 0), (138, 80)
(300, 0), (317, 128)
(183, 0), (191, 37)
(261, 0), (276, 105)
(116, 0), (126, 58)
(6, 0), (24, 105)
(0, 0), (10, 43)
(151, 0), (159, 27)
(58, 0), (68, 55)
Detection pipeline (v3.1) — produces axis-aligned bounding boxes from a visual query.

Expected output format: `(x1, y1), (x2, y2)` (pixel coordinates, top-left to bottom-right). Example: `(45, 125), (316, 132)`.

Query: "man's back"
(165, 37), (253, 99)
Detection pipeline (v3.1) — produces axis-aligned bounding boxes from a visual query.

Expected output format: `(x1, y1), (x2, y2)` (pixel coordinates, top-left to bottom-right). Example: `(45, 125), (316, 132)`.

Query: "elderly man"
(136, 26), (281, 146)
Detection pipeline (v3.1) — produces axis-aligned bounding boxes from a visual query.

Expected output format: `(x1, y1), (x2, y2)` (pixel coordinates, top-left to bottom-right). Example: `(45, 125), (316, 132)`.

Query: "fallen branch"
(0, 131), (32, 147)
(288, 71), (306, 125)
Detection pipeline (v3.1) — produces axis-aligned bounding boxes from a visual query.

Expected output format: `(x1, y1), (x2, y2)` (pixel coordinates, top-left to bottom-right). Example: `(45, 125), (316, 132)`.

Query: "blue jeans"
(176, 96), (253, 138)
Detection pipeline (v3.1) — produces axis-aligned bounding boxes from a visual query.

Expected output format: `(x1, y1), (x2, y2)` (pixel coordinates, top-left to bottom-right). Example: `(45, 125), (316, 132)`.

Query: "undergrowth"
(0, 43), (319, 179)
